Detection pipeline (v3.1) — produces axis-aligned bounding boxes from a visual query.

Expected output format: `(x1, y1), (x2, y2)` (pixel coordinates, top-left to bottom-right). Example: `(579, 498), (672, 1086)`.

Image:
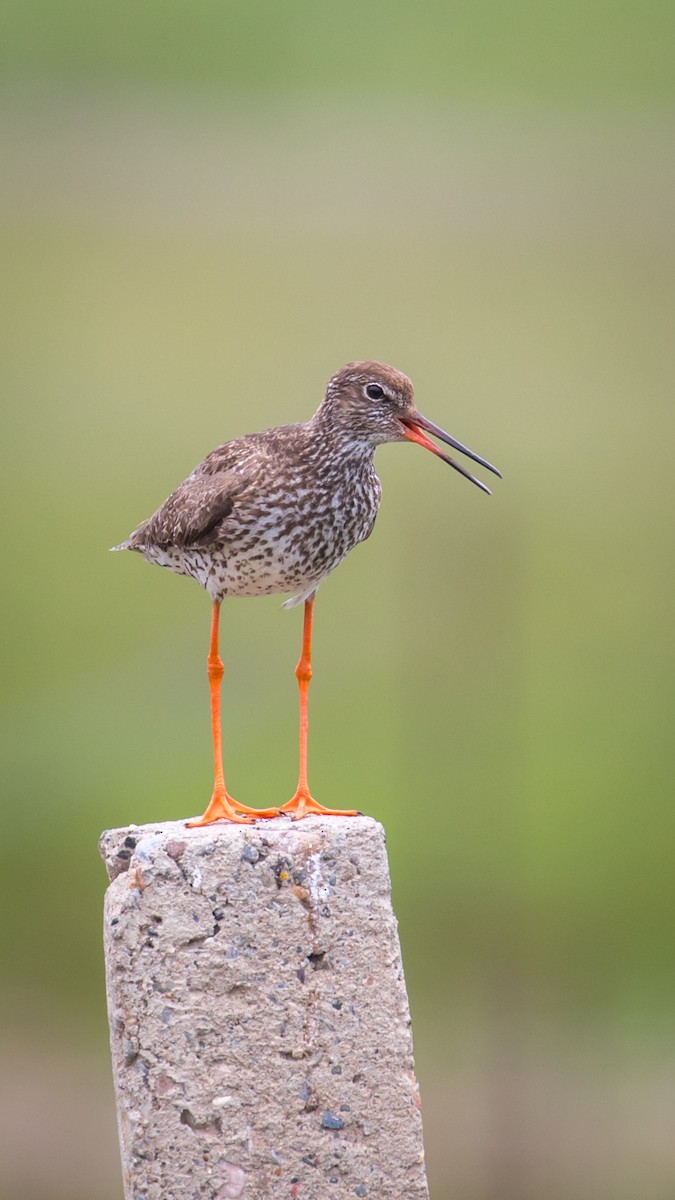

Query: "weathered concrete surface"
(100, 815), (428, 1200)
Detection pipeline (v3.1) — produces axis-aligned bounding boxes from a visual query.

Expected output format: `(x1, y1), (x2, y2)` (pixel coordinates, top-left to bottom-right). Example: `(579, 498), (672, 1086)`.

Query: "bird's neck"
(308, 408), (377, 462)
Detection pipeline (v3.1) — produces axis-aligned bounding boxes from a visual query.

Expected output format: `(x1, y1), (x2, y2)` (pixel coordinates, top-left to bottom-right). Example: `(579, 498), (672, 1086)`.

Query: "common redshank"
(114, 361), (500, 825)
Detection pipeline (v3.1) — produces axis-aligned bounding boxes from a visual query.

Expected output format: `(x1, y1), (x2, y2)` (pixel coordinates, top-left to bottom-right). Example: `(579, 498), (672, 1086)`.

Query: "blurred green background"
(2, 2), (674, 1197)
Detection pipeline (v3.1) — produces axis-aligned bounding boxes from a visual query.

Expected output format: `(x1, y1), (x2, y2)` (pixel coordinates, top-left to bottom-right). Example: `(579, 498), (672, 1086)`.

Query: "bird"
(113, 361), (501, 826)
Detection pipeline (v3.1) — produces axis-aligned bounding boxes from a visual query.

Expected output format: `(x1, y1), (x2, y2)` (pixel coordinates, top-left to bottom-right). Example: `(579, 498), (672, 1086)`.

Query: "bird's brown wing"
(127, 468), (246, 550)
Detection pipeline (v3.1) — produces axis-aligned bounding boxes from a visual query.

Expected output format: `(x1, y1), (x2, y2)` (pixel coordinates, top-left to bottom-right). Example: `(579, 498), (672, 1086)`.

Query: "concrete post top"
(100, 813), (386, 884)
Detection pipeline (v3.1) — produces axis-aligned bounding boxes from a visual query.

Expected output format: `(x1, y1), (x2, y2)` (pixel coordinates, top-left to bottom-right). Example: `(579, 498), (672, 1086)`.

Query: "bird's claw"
(277, 788), (360, 820)
(186, 789), (279, 827)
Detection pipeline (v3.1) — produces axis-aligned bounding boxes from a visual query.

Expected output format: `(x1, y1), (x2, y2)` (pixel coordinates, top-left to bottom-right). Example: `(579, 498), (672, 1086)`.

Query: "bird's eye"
(365, 383), (385, 400)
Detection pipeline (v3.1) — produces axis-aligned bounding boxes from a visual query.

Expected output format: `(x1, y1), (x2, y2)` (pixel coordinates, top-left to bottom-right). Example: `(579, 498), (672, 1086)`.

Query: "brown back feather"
(128, 472), (244, 549)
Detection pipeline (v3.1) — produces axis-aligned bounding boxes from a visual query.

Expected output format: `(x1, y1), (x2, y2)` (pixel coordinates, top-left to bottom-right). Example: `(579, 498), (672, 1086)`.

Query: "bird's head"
(320, 360), (502, 494)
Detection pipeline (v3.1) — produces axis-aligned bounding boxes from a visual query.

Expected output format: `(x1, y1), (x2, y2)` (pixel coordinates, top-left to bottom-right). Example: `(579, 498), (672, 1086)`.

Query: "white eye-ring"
(365, 383), (385, 400)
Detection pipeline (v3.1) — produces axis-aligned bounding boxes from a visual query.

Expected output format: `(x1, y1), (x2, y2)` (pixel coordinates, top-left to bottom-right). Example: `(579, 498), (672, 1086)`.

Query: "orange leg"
(277, 595), (359, 820)
(187, 600), (278, 827)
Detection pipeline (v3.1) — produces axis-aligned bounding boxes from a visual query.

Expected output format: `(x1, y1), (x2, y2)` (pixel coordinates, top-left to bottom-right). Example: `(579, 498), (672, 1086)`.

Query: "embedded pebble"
(321, 1111), (345, 1131)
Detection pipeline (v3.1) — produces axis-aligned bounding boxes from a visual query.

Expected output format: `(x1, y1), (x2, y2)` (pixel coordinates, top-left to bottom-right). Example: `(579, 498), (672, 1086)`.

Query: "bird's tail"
(282, 584), (319, 609)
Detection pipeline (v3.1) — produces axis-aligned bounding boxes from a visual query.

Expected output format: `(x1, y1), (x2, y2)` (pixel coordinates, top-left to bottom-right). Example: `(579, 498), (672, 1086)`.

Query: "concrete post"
(100, 814), (428, 1200)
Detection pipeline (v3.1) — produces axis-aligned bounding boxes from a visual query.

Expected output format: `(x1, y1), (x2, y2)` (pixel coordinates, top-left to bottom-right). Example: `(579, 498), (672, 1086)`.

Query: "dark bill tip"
(411, 412), (502, 479)
(400, 413), (501, 494)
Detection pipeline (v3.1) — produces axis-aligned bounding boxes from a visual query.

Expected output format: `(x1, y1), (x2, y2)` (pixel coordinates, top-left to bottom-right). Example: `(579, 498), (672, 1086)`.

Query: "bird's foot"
(187, 788), (278, 827)
(277, 787), (360, 821)
(230, 800), (280, 818)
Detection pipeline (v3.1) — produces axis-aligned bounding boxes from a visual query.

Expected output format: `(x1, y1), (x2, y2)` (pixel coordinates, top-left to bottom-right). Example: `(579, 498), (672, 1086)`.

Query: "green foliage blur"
(1, 2), (674, 1197)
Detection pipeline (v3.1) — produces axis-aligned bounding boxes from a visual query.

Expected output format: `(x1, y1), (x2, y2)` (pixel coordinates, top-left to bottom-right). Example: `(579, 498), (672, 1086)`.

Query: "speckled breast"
(142, 465), (382, 602)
